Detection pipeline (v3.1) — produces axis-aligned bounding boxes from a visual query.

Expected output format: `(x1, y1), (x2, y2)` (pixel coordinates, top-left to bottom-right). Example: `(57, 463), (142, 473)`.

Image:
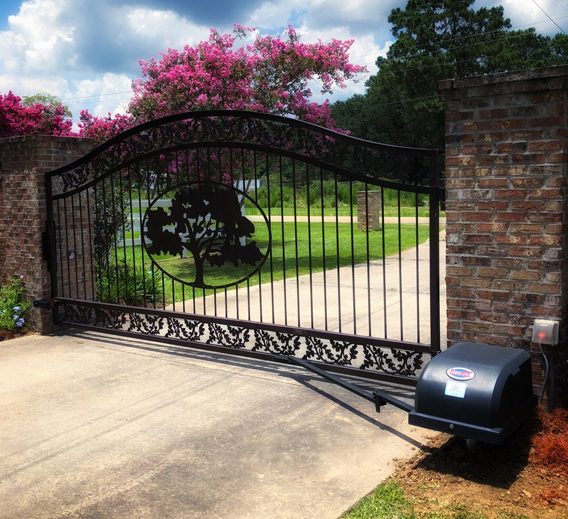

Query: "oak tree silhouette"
(144, 184), (264, 288)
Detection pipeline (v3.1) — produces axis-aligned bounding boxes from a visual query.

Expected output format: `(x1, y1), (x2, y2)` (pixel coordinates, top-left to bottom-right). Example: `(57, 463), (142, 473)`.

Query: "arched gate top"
(48, 110), (438, 193)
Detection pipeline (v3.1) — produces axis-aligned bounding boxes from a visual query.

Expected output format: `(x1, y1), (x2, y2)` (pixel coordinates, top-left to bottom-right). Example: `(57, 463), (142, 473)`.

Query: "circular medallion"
(142, 182), (271, 289)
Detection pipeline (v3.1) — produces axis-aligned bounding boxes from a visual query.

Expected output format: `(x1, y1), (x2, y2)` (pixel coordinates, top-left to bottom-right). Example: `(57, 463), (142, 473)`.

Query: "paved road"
(0, 332), (436, 519)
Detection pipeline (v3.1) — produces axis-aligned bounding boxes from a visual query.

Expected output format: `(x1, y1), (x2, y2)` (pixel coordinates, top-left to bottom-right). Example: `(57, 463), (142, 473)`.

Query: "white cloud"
(71, 73), (133, 118)
(124, 7), (212, 56)
(0, 73), (69, 97)
(2, 0), (564, 127)
(0, 0), (77, 74)
(481, 0), (568, 35)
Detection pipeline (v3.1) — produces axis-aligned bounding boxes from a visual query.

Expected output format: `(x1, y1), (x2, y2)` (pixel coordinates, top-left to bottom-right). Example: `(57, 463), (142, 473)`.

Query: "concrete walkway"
(0, 331), (437, 519)
(172, 231), (447, 348)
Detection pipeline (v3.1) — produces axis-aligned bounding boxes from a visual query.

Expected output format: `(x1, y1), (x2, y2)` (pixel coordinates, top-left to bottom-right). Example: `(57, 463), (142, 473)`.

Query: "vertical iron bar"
(365, 184), (371, 336)
(195, 148), (201, 314)
(139, 162), (148, 306)
(306, 163), (314, 328)
(398, 190), (403, 340)
(63, 198), (71, 298)
(127, 167), (138, 307)
(320, 168), (328, 330)
(56, 200), (65, 298)
(118, 167), (129, 305)
(254, 151), (262, 323)
(350, 180), (356, 335)
(150, 155), (158, 308)
(279, 156), (287, 326)
(429, 150), (441, 355)
(85, 188), (96, 300)
(265, 152), (275, 324)
(415, 190), (421, 344)
(110, 174), (120, 304)
(292, 159), (300, 327)
(161, 271), (166, 310)
(334, 173), (341, 333)
(70, 195), (80, 297)
(381, 188), (387, 338)
(77, 191), (87, 300)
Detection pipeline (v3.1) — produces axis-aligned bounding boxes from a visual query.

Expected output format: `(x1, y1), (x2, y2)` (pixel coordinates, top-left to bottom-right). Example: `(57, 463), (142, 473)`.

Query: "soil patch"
(393, 408), (568, 518)
(0, 330), (29, 341)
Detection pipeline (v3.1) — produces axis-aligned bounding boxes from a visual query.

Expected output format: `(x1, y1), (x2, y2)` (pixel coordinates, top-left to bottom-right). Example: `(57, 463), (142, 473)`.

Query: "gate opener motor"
(276, 341), (537, 445)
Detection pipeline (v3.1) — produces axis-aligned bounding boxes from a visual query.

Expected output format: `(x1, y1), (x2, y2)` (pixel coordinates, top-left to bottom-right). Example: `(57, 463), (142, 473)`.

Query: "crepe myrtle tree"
(79, 24), (366, 139)
(79, 25), (365, 277)
(0, 91), (74, 138)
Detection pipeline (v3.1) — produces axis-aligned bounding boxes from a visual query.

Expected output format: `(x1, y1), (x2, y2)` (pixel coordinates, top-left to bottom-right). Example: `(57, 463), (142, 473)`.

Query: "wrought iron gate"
(45, 110), (442, 386)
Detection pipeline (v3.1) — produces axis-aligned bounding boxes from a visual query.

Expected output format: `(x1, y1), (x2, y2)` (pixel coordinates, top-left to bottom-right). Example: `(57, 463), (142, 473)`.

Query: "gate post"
(439, 66), (568, 403)
(0, 136), (95, 333)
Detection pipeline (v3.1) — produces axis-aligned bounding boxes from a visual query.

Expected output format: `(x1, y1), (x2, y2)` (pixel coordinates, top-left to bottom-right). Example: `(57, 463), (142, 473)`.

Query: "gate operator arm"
(274, 355), (414, 414)
(275, 342), (537, 446)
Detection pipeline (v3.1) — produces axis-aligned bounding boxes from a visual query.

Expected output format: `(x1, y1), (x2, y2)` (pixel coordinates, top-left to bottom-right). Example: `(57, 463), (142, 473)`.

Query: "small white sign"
(445, 380), (467, 399)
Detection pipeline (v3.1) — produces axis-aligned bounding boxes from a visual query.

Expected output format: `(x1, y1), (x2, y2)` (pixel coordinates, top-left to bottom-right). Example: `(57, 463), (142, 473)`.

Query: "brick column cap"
(0, 135), (95, 145)
(438, 65), (568, 94)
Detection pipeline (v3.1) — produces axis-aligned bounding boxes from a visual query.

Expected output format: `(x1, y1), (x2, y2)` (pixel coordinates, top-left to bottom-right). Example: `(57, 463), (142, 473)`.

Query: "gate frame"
(44, 110), (442, 386)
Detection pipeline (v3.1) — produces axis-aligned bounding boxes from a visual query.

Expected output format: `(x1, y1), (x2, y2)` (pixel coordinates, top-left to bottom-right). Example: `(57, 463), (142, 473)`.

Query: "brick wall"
(439, 66), (568, 400)
(0, 136), (95, 332)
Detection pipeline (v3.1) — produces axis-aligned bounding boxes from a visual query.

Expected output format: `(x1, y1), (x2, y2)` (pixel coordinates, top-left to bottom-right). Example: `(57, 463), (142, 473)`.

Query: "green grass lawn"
(342, 480), (530, 519)
(111, 220), (430, 305)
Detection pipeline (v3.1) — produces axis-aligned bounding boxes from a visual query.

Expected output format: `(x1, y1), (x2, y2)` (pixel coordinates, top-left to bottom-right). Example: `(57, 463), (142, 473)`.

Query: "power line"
(553, 0), (568, 14)
(60, 90), (134, 102)
(349, 14), (568, 62)
(531, 0), (568, 35)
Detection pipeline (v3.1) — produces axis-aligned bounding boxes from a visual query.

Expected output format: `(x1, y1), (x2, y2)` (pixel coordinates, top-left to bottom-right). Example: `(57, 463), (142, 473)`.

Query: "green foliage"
(331, 0), (568, 152)
(22, 92), (73, 118)
(96, 261), (164, 306)
(0, 277), (31, 332)
(93, 178), (130, 273)
(250, 182), (426, 211)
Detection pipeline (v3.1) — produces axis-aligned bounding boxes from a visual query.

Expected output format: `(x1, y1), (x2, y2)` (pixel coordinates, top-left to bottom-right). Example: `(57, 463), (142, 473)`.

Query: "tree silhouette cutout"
(144, 185), (264, 288)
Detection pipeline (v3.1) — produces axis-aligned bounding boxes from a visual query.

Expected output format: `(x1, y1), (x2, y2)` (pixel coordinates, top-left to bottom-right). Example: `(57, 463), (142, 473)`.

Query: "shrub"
(96, 261), (164, 306)
(0, 277), (31, 332)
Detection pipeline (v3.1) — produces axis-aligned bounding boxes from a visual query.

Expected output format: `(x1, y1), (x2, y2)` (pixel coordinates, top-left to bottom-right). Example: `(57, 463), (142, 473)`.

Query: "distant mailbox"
(409, 342), (537, 444)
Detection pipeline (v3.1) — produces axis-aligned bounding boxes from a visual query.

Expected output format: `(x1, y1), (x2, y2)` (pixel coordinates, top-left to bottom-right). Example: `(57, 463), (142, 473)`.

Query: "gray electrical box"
(409, 342), (537, 444)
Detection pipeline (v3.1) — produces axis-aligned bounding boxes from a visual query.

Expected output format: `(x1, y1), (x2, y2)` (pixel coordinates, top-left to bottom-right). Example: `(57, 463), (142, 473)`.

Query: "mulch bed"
(0, 330), (27, 341)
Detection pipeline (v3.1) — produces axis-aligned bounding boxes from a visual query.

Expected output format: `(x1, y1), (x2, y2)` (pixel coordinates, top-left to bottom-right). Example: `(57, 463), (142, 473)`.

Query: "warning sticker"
(445, 380), (467, 399)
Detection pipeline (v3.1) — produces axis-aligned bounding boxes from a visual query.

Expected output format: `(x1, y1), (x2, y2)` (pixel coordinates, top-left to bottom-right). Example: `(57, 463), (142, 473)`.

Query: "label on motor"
(446, 367), (475, 381)
(445, 380), (467, 399)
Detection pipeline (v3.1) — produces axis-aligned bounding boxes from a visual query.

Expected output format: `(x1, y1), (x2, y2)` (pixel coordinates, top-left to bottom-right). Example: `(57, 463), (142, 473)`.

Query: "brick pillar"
(0, 136), (95, 332)
(439, 66), (568, 402)
(357, 191), (382, 231)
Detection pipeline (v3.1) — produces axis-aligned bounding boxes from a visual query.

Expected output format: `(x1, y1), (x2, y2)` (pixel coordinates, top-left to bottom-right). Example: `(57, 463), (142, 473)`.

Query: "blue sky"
(0, 0), (566, 125)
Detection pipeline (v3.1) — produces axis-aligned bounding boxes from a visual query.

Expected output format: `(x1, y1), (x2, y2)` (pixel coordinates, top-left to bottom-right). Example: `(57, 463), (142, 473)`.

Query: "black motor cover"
(408, 342), (537, 444)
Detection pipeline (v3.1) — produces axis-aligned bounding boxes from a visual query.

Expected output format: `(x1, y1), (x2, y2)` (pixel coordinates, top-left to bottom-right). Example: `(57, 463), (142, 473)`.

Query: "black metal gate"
(45, 110), (441, 386)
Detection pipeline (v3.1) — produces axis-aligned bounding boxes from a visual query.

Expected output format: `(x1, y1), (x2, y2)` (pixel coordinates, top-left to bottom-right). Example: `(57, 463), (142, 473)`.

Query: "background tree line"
(331, 0), (568, 153)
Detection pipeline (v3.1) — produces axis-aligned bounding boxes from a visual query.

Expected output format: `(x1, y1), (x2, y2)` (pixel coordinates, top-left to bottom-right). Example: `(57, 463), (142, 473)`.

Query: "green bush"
(97, 262), (164, 306)
(0, 277), (31, 332)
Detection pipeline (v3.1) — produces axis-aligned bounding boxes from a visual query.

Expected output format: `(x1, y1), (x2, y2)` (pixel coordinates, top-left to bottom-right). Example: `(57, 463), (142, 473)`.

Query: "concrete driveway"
(0, 330), (435, 519)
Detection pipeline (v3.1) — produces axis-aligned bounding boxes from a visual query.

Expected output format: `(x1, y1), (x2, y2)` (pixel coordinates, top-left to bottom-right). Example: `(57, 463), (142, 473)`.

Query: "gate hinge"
(33, 299), (56, 310)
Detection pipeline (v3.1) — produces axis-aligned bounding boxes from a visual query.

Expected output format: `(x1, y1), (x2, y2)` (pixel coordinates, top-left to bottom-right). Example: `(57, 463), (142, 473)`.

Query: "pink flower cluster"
(0, 91), (75, 138)
(80, 25), (366, 142)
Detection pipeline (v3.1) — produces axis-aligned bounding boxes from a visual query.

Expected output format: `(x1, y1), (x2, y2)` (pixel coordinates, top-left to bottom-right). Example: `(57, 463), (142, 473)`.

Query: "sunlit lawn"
(116, 221), (430, 305)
